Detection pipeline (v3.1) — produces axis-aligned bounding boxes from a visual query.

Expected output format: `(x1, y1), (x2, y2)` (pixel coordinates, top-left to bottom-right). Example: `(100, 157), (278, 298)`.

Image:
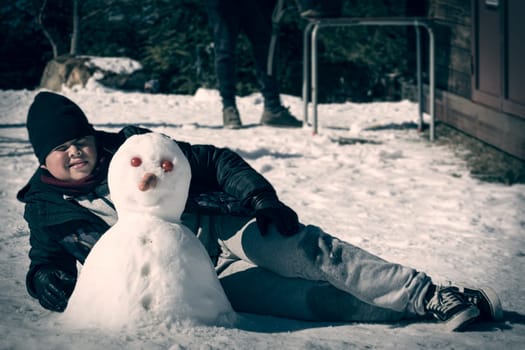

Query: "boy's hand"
(255, 204), (300, 236)
(33, 267), (76, 312)
(252, 192), (300, 236)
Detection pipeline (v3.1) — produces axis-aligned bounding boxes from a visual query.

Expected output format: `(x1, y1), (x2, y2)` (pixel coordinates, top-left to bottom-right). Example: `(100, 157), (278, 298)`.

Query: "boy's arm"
(26, 225), (78, 312)
(26, 220), (107, 311)
(179, 142), (300, 235)
(179, 142), (277, 205)
(26, 225), (78, 299)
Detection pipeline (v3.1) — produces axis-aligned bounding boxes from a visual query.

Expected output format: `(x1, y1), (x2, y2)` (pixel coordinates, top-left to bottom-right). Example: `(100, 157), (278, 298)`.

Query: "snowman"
(62, 132), (236, 330)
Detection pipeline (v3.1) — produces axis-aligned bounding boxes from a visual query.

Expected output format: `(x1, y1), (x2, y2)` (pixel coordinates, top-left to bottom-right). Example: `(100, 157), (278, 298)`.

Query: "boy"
(17, 91), (501, 331)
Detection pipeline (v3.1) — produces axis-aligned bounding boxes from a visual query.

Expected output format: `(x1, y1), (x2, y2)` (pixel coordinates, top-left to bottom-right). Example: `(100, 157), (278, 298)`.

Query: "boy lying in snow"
(17, 91), (502, 331)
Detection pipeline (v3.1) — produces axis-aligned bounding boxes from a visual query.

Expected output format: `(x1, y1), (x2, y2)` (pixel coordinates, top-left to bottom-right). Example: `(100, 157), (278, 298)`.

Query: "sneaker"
(425, 285), (480, 332)
(261, 106), (303, 128)
(223, 106), (242, 129)
(453, 285), (503, 321)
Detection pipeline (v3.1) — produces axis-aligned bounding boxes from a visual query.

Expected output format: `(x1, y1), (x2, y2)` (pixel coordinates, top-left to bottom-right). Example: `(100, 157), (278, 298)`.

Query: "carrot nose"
(138, 173), (158, 191)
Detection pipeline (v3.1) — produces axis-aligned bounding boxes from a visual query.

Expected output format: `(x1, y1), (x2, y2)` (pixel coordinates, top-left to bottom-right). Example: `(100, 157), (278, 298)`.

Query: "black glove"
(33, 267), (76, 312)
(253, 192), (300, 236)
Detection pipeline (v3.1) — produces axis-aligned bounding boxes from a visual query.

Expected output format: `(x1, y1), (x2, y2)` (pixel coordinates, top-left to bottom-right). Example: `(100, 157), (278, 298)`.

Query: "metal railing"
(302, 17), (435, 140)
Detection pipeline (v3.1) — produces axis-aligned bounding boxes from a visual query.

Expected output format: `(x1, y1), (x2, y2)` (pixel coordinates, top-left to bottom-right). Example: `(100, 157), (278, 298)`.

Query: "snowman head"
(108, 132), (191, 222)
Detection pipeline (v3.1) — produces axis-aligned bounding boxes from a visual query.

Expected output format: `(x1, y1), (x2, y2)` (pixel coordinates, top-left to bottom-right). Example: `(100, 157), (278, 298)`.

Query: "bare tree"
(70, 0), (79, 55)
(37, 0), (58, 58)
(36, 0), (81, 57)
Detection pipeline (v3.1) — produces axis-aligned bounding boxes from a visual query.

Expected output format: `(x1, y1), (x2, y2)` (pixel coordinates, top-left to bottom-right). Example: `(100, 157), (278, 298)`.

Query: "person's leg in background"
(204, 0), (242, 128)
(240, 0), (303, 127)
(239, 0), (280, 111)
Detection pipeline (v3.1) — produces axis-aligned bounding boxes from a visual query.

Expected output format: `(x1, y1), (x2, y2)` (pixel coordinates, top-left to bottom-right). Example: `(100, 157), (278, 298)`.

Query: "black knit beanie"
(27, 92), (95, 164)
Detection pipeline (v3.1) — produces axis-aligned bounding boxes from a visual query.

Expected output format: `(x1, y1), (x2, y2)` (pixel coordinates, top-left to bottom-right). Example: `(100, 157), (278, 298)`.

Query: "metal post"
(416, 25), (422, 131)
(303, 21), (315, 125)
(312, 24), (320, 134)
(428, 26), (435, 141)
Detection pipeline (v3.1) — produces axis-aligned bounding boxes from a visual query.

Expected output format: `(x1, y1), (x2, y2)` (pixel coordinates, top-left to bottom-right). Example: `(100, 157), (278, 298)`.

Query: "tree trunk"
(70, 0), (79, 55)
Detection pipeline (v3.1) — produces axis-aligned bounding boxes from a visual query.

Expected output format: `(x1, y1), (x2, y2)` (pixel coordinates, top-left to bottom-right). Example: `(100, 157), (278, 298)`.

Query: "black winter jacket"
(17, 125), (279, 300)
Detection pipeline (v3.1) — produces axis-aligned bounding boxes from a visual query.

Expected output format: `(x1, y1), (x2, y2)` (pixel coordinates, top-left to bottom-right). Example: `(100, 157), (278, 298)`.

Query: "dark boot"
(261, 106), (302, 128)
(223, 106), (242, 129)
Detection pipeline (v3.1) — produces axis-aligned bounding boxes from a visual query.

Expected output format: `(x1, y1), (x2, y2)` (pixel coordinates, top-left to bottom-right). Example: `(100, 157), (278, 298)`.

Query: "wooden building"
(426, 0), (524, 160)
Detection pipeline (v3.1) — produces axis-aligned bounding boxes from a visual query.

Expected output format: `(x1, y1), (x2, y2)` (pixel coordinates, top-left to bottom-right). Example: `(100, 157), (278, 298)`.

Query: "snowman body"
(63, 133), (235, 329)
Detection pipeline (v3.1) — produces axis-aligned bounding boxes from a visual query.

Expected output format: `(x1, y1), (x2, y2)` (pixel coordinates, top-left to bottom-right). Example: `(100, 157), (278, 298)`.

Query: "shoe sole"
(224, 125), (242, 129)
(261, 122), (303, 128)
(445, 305), (480, 332)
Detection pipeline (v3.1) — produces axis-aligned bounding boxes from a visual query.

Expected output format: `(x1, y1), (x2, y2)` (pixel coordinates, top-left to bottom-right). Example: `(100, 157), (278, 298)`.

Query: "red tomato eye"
(161, 160), (173, 172)
(131, 157), (142, 167)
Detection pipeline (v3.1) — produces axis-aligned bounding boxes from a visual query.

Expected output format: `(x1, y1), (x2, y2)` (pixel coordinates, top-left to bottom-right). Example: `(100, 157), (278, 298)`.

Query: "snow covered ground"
(1, 81), (524, 349)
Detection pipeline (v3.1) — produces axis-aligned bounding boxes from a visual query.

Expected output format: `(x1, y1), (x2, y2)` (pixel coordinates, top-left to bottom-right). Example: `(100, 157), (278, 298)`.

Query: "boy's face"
(41, 136), (98, 181)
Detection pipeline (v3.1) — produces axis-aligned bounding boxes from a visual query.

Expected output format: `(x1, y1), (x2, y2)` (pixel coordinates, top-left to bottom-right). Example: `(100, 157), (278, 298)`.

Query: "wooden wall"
(429, 0), (472, 98)
(424, 0), (525, 160)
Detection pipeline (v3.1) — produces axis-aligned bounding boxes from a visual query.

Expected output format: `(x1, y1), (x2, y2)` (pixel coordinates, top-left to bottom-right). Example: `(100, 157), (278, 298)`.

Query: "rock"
(39, 56), (92, 91)
(39, 55), (147, 92)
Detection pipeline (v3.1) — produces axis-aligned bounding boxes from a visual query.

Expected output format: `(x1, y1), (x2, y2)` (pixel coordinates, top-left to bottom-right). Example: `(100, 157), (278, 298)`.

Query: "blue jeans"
(182, 213), (431, 322)
(204, 0), (281, 110)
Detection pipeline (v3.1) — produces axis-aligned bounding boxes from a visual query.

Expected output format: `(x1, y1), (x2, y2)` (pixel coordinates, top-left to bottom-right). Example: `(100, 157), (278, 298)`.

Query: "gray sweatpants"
(182, 213), (431, 322)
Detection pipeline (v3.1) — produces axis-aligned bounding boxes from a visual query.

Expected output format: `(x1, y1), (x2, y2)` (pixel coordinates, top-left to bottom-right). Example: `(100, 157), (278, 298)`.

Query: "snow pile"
(84, 56), (142, 75)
